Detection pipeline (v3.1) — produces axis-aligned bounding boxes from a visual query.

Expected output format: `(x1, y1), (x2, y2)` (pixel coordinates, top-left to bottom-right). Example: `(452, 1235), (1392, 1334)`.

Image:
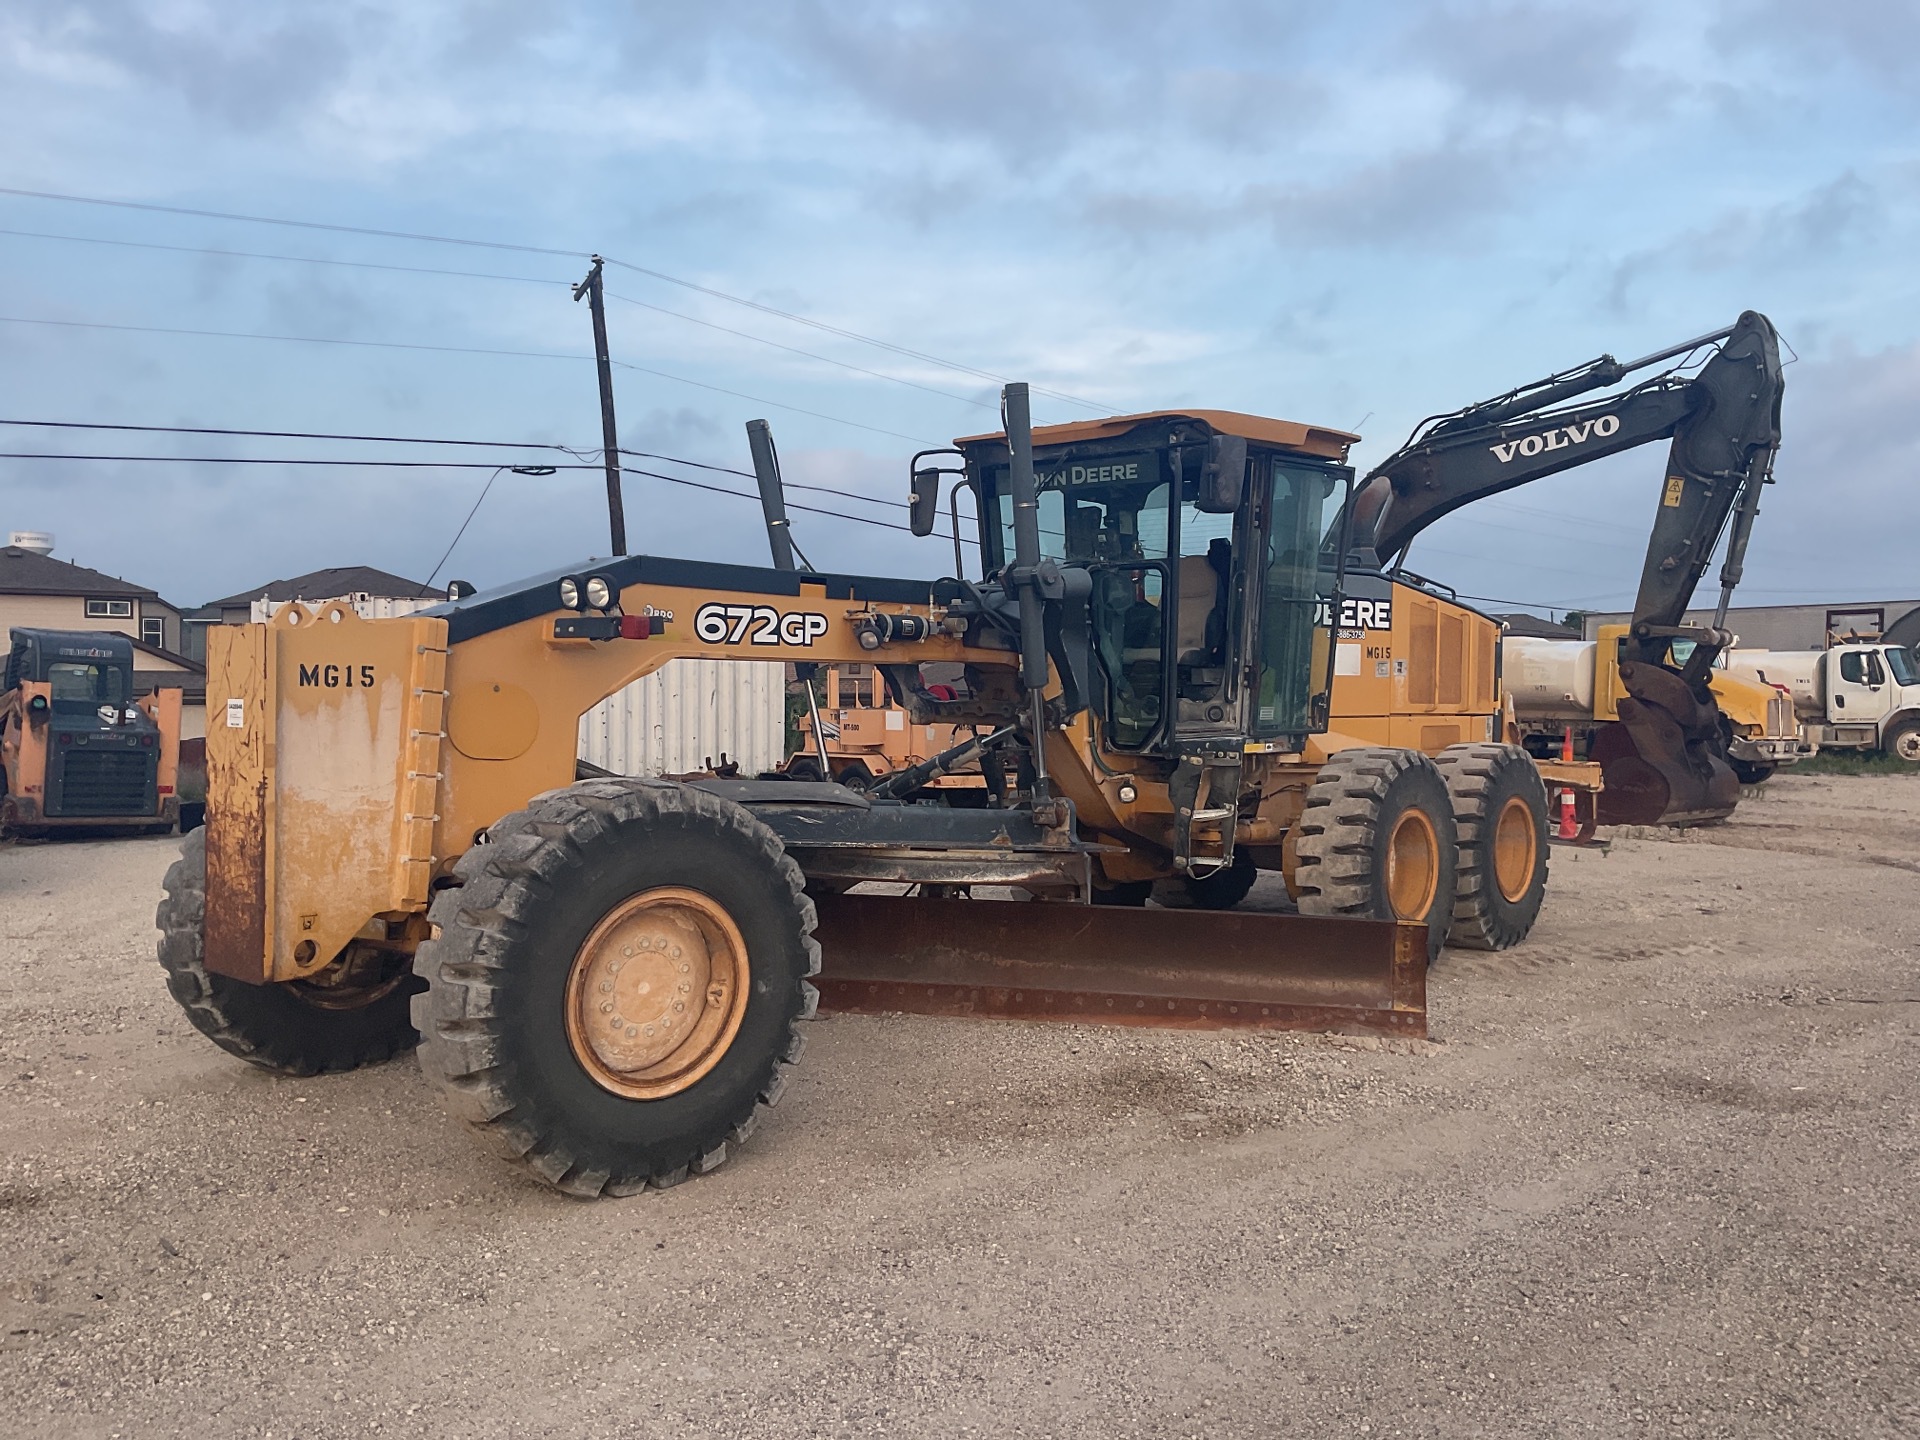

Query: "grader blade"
(809, 894), (1427, 1038)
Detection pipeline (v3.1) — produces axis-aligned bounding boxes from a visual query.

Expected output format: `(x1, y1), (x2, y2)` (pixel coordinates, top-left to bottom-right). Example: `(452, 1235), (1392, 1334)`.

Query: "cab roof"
(956, 409), (1358, 461)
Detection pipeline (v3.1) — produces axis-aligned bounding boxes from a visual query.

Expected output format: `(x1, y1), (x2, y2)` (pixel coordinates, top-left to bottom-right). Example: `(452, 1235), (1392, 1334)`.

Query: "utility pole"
(572, 255), (627, 555)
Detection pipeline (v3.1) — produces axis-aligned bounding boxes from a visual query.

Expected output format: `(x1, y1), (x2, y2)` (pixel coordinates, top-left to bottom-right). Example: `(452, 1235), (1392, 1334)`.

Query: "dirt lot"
(2, 774), (1916, 1439)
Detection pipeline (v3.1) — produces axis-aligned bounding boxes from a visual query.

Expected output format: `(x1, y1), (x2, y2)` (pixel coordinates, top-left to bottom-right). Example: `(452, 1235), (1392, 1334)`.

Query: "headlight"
(585, 574), (615, 610)
(557, 575), (584, 611)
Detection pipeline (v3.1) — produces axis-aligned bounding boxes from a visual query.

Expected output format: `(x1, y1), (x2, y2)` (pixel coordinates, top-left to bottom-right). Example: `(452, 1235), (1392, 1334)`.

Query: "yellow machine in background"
(2, 628), (181, 835)
(1507, 623), (1807, 786)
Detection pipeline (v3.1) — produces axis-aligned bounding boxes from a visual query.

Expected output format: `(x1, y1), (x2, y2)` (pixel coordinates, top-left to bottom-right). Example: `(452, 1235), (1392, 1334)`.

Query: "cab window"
(49, 662), (128, 707)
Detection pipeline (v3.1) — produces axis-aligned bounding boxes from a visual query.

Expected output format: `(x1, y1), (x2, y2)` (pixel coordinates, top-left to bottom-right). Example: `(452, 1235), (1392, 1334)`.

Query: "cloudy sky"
(1, 0), (1915, 618)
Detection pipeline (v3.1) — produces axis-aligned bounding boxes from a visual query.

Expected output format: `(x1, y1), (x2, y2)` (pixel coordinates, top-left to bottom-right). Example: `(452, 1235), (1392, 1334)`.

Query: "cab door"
(1832, 648), (1895, 724)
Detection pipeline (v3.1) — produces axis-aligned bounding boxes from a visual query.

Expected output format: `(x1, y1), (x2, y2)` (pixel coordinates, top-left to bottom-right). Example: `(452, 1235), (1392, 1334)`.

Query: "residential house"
(0, 534), (206, 735)
(183, 565), (431, 660)
(0, 534), (187, 653)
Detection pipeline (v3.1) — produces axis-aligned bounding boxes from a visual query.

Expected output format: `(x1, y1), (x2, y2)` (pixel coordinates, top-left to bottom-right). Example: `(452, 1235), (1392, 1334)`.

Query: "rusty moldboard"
(809, 895), (1427, 1038)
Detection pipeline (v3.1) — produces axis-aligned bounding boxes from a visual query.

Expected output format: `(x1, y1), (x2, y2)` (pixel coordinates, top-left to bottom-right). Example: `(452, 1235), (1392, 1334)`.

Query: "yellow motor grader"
(158, 315), (1781, 1197)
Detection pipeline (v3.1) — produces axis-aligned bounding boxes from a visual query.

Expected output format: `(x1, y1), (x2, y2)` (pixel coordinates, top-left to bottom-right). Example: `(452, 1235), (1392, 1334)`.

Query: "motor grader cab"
(2, 628), (181, 834)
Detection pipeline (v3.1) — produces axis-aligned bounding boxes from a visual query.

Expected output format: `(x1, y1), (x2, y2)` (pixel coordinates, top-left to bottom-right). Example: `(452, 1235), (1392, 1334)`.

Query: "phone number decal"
(693, 602), (831, 647)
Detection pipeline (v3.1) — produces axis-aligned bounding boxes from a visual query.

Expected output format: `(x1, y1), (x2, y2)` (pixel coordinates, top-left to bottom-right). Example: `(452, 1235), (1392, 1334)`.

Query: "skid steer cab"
(2, 628), (181, 835)
(158, 386), (1569, 1200)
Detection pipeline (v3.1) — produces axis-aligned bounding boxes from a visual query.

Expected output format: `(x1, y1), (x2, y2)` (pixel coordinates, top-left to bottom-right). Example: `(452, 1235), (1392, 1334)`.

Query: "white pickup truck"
(1724, 642), (1920, 763)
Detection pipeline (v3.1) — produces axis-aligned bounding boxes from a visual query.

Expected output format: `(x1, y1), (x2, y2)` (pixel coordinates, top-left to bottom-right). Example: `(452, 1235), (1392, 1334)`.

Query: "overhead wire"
(605, 289), (996, 410)
(0, 184), (1114, 413)
(0, 315), (945, 446)
(0, 226), (565, 286)
(0, 227), (1001, 415)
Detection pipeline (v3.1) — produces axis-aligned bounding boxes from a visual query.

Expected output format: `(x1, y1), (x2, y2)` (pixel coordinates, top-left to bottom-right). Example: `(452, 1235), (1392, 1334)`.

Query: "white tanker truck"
(1504, 625), (1810, 783)
(1723, 642), (1920, 763)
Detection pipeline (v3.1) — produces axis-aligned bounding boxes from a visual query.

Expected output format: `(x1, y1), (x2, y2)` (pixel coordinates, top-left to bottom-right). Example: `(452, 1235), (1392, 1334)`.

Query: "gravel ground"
(2, 773), (1916, 1439)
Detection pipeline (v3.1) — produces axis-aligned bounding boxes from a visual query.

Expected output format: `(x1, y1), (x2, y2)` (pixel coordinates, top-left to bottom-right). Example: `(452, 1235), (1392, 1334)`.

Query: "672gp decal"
(693, 602), (830, 647)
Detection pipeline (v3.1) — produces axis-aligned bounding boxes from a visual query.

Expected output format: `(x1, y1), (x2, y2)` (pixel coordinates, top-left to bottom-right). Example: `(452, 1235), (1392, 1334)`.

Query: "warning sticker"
(225, 698), (244, 728)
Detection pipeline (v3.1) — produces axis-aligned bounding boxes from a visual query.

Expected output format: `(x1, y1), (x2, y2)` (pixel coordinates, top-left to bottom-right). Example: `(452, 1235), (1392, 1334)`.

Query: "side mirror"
(910, 470), (942, 537)
(1197, 434), (1247, 513)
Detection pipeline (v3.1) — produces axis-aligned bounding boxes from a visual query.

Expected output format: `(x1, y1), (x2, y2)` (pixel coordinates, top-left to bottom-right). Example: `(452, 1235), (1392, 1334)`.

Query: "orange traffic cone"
(1556, 725), (1579, 840)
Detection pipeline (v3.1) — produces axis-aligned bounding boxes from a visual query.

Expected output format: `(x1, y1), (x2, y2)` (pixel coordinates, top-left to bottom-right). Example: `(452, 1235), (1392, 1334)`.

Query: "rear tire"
(155, 828), (421, 1075)
(412, 779), (818, 1198)
(1294, 747), (1459, 966)
(1434, 743), (1549, 952)
(1150, 850), (1258, 910)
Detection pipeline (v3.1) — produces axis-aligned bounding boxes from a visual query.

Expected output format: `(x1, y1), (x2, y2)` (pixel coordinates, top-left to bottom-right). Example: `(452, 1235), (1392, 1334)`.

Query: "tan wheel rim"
(1491, 794), (1538, 903)
(564, 887), (750, 1101)
(1384, 809), (1440, 921)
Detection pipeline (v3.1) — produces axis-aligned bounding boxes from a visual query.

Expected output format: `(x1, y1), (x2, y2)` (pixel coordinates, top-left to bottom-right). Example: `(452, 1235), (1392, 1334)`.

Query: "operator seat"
(1175, 539), (1231, 706)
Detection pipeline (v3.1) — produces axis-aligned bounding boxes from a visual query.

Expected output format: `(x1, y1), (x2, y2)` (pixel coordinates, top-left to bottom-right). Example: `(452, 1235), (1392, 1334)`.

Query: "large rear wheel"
(1434, 743), (1549, 952)
(412, 779), (818, 1198)
(1294, 748), (1459, 966)
(155, 828), (421, 1075)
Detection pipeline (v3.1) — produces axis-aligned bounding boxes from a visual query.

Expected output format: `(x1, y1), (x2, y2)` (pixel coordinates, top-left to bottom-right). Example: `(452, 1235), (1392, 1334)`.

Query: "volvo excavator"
(1341, 310), (1783, 825)
(156, 313), (1779, 1197)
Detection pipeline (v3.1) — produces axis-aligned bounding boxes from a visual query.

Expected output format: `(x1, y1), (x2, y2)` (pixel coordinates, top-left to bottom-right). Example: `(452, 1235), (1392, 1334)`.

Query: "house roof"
(1494, 611), (1581, 639)
(199, 565), (429, 610)
(0, 544), (164, 600)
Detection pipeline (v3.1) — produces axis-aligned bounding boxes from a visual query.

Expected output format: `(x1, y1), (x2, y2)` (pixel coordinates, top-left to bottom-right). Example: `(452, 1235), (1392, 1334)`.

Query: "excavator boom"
(1349, 312), (1784, 824)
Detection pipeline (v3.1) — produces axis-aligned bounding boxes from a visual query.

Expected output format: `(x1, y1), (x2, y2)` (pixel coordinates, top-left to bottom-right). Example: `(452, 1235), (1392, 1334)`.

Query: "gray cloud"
(14, 0), (371, 128)
(1400, 2), (1650, 115)
(1712, 0), (1920, 91)
(1605, 171), (1886, 314)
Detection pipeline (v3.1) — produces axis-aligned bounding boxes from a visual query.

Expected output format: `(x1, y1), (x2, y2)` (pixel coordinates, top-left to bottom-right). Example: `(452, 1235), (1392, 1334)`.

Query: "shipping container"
(577, 659), (785, 777)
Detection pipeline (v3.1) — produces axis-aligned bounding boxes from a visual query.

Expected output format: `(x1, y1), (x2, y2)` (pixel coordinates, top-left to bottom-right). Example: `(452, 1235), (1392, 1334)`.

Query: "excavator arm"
(1356, 311), (1782, 661)
(1350, 311), (1785, 825)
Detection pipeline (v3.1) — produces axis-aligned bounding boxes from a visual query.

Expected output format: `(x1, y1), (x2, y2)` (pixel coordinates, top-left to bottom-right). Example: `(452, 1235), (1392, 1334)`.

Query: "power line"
(618, 465), (918, 535)
(0, 448), (931, 536)
(0, 226), (565, 286)
(0, 452), (587, 469)
(607, 289), (995, 411)
(608, 356), (936, 444)
(0, 228), (1010, 417)
(0, 417), (588, 452)
(601, 256), (1115, 414)
(0, 418), (936, 512)
(0, 313), (587, 363)
(0, 185), (1116, 414)
(0, 315), (944, 446)
(0, 185), (584, 259)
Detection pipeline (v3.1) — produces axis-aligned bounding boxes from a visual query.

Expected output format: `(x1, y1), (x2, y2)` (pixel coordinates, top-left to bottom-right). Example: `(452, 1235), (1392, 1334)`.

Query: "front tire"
(412, 779), (818, 1198)
(155, 827), (420, 1075)
(1294, 748), (1459, 966)
(1434, 743), (1549, 952)
(1886, 719), (1920, 765)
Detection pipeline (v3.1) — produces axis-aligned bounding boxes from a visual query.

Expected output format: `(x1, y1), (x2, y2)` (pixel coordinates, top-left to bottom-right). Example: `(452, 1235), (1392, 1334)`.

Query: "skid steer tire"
(155, 828), (421, 1076)
(1294, 747), (1458, 967)
(412, 779), (818, 1199)
(1150, 850), (1259, 910)
(1434, 743), (1549, 952)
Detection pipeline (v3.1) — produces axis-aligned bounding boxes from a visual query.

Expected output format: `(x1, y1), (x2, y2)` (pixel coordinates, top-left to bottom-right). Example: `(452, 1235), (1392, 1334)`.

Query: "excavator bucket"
(810, 893), (1428, 1038)
(1589, 661), (1740, 826)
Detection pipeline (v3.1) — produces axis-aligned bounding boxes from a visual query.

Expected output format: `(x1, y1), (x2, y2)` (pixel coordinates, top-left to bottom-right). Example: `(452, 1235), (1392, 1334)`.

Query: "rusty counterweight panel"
(204, 604), (448, 983)
(811, 895), (1427, 1038)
